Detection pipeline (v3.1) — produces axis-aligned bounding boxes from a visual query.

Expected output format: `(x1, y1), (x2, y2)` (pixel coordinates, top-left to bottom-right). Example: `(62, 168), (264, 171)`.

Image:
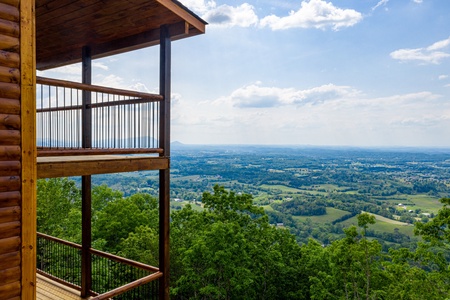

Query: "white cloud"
(180, 0), (216, 14)
(202, 3), (258, 28)
(439, 75), (448, 80)
(260, 0), (363, 31)
(92, 62), (109, 71)
(372, 0), (389, 11)
(216, 82), (360, 108)
(172, 85), (449, 146)
(412, 0), (423, 3)
(390, 37), (450, 64)
(181, 0), (258, 28)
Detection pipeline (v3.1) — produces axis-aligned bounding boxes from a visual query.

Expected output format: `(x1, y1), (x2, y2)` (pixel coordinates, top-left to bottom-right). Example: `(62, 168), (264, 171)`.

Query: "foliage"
(170, 185), (304, 299)
(37, 180), (450, 299)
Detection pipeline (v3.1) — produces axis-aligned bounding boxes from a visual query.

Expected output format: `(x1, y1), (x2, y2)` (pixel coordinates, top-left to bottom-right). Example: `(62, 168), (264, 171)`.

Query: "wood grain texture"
(0, 160), (20, 176)
(0, 66), (19, 84)
(37, 156), (169, 178)
(0, 266), (20, 286)
(0, 98), (19, 114)
(0, 206), (20, 223)
(0, 251), (19, 270)
(0, 191), (20, 207)
(0, 3), (19, 22)
(0, 221), (20, 239)
(0, 18), (19, 37)
(0, 82), (19, 99)
(0, 176), (20, 192)
(0, 0), (19, 8)
(0, 1), (22, 296)
(0, 281), (20, 300)
(0, 114), (20, 129)
(20, 0), (37, 298)
(0, 50), (19, 68)
(35, 0), (206, 69)
(0, 236), (20, 255)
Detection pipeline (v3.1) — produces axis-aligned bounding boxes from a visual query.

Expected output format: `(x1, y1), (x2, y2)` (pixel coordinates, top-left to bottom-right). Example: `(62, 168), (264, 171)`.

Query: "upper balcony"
(36, 76), (170, 179)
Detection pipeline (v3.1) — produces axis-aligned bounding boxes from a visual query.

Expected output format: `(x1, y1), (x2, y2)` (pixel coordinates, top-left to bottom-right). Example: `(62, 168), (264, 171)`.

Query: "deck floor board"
(37, 274), (83, 300)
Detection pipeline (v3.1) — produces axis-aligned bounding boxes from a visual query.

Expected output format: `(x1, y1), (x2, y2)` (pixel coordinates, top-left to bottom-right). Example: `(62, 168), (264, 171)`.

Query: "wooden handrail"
(37, 76), (163, 101)
(36, 97), (159, 113)
(90, 248), (160, 272)
(37, 232), (82, 250)
(91, 272), (162, 300)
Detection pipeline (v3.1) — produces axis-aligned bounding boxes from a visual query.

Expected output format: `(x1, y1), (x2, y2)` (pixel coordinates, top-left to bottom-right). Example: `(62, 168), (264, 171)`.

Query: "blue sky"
(40, 0), (450, 147)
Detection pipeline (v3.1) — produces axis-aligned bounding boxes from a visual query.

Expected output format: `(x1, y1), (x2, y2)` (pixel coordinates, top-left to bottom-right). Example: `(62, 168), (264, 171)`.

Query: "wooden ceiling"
(35, 0), (206, 70)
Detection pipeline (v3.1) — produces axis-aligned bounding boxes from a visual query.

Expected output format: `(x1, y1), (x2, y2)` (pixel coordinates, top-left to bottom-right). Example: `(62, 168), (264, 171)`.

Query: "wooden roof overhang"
(36, 0), (207, 70)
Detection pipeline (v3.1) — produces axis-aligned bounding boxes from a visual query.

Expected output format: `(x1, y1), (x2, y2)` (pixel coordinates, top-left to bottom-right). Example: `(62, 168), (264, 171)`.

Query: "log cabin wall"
(0, 0), (36, 299)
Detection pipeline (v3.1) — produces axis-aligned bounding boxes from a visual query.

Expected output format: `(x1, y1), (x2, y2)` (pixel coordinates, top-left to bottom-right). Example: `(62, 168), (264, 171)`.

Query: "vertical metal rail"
(81, 46), (93, 298)
(159, 25), (171, 300)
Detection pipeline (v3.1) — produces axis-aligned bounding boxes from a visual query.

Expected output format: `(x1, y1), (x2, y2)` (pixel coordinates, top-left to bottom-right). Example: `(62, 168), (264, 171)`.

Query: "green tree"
(170, 185), (304, 299)
(37, 178), (81, 240)
(93, 191), (158, 252)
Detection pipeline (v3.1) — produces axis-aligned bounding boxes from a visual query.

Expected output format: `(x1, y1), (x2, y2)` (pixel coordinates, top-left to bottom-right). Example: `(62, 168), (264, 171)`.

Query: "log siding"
(0, 0), (36, 299)
(0, 0), (21, 299)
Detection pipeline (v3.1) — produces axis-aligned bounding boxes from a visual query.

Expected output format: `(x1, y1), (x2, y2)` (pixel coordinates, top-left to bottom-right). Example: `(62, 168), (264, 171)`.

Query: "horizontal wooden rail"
(36, 98), (160, 113)
(91, 272), (162, 300)
(37, 232), (82, 250)
(37, 148), (164, 156)
(37, 76), (163, 101)
(90, 248), (160, 273)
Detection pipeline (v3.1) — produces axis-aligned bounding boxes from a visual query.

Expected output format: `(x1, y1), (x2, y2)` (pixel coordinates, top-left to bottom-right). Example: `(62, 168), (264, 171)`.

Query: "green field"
(292, 207), (350, 223)
(339, 215), (415, 237)
(260, 184), (328, 196)
(259, 184), (303, 193)
(383, 194), (443, 214)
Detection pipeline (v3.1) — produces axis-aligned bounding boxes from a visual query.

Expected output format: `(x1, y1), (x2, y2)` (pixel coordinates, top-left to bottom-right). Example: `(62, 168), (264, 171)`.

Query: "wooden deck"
(37, 155), (169, 178)
(37, 274), (84, 300)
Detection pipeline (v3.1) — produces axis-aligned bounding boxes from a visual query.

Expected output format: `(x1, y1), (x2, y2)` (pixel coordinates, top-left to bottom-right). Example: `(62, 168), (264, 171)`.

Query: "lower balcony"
(37, 233), (160, 299)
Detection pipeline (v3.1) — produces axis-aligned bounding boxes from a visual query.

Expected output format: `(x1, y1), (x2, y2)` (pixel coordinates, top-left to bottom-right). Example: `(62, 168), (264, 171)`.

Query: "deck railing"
(37, 232), (161, 299)
(36, 77), (163, 156)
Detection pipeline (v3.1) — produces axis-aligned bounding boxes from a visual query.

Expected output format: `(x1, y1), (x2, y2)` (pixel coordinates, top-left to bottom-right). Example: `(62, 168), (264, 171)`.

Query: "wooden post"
(81, 46), (92, 298)
(159, 25), (171, 300)
(82, 46), (92, 149)
(20, 0), (37, 299)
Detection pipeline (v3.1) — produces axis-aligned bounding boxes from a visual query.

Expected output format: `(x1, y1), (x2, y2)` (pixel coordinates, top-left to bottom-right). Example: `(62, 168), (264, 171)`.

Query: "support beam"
(159, 25), (171, 300)
(20, 0), (37, 298)
(81, 46), (92, 298)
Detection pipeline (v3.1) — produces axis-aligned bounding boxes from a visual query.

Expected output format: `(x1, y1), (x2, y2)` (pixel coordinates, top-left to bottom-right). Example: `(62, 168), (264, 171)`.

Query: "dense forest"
(38, 178), (450, 299)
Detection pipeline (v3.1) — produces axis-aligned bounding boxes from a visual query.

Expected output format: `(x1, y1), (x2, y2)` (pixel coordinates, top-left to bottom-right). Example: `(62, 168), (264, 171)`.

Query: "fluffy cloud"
(390, 37), (450, 64)
(181, 0), (362, 30)
(202, 3), (258, 28)
(180, 0), (216, 14)
(172, 84), (449, 146)
(216, 82), (360, 108)
(181, 0), (258, 28)
(260, 0), (363, 31)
